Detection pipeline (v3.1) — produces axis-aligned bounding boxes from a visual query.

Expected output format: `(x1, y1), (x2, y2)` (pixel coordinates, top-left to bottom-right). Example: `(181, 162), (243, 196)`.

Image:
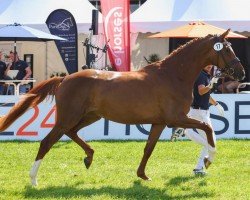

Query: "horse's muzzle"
(235, 66), (245, 81)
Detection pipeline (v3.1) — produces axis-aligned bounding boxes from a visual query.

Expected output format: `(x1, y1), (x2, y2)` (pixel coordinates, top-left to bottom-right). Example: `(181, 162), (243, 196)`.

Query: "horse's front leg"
(29, 125), (65, 186)
(137, 124), (166, 180)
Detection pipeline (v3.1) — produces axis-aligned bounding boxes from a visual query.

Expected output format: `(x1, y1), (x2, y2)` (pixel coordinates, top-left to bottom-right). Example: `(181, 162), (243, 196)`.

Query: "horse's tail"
(0, 77), (64, 131)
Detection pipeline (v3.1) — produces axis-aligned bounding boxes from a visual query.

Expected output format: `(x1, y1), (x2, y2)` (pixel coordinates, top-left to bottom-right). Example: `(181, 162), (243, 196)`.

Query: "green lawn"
(0, 140), (249, 200)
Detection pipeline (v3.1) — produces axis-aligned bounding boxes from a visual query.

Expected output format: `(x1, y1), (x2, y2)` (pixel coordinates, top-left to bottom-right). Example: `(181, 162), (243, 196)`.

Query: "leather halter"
(214, 37), (240, 78)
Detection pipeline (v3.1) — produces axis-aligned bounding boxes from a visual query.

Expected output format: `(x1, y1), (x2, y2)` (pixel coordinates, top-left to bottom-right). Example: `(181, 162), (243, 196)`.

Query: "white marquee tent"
(0, 0), (101, 33)
(131, 0), (250, 33)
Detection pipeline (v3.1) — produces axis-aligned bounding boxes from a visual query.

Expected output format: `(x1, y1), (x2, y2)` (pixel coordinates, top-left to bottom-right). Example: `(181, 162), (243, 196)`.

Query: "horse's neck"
(163, 40), (211, 85)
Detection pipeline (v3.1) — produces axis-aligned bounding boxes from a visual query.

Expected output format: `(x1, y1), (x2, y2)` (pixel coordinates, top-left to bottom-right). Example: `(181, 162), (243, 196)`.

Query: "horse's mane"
(142, 34), (214, 70)
(166, 34), (214, 60)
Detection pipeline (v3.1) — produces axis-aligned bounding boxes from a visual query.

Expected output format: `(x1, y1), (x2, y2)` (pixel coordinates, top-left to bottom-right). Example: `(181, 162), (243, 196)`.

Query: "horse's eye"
(226, 47), (230, 53)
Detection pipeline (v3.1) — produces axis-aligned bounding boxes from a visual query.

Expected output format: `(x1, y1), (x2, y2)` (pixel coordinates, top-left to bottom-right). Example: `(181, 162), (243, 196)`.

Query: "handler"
(171, 65), (224, 175)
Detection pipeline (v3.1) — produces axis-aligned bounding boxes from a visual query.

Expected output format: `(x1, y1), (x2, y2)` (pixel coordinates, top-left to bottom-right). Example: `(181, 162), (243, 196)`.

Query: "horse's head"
(210, 29), (245, 81)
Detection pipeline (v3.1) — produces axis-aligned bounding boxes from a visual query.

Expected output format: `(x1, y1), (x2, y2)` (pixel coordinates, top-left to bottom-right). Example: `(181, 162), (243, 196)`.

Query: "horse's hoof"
(30, 178), (38, 187)
(137, 173), (152, 181)
(204, 157), (212, 169)
(84, 157), (92, 169)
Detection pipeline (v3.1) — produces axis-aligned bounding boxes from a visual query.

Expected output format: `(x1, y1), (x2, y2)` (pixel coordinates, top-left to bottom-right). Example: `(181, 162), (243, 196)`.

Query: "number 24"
(16, 105), (56, 136)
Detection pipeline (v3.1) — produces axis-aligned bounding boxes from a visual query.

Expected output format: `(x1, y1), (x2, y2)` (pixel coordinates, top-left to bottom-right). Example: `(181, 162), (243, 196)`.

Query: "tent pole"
(45, 42), (48, 79)
(14, 38), (17, 64)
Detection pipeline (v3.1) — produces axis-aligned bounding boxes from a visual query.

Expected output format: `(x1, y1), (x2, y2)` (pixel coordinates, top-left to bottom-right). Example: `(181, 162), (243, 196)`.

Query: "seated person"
(7, 51), (32, 95)
(0, 51), (8, 95)
(217, 76), (240, 93)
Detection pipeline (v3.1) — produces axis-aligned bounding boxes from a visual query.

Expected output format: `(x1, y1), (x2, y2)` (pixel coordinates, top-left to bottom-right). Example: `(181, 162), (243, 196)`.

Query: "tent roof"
(0, 23), (67, 41)
(131, 0), (250, 33)
(0, 0), (102, 33)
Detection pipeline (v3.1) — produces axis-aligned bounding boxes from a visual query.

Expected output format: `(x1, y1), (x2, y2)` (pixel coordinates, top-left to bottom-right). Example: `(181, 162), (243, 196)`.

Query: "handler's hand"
(215, 103), (224, 117)
(208, 77), (219, 89)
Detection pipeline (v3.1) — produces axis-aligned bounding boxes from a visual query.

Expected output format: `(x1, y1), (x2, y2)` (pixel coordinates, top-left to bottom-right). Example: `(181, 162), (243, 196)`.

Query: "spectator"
(216, 76), (240, 93)
(0, 51), (8, 94)
(8, 51), (32, 94)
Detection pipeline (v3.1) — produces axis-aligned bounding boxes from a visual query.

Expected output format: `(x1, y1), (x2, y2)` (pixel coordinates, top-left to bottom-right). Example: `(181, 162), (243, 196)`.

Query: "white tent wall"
(132, 33), (169, 70)
(22, 42), (47, 83)
(0, 42), (21, 57)
(46, 42), (66, 79)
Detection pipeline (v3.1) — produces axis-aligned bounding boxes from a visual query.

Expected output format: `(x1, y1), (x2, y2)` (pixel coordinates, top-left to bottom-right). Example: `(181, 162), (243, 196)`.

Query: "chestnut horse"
(0, 30), (245, 186)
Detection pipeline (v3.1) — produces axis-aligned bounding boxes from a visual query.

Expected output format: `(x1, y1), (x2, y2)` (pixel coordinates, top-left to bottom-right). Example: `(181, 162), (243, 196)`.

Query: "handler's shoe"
(171, 128), (185, 141)
(193, 168), (207, 176)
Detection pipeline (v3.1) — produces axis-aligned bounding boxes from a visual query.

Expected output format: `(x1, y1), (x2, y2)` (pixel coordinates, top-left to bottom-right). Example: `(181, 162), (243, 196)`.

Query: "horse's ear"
(220, 29), (230, 39)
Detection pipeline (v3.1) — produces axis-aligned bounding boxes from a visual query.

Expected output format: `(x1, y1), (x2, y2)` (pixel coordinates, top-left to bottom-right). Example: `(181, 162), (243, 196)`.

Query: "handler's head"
(204, 65), (213, 74)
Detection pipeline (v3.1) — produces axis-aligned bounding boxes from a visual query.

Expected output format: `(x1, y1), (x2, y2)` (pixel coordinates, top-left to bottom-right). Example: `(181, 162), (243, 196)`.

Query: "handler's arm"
(198, 84), (211, 95)
(210, 96), (225, 116)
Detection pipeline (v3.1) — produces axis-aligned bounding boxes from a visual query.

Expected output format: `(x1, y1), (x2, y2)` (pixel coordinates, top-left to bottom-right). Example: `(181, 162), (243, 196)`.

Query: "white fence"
(0, 94), (249, 141)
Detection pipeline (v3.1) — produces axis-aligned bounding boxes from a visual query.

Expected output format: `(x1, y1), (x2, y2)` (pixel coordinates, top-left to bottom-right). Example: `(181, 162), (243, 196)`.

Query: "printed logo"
(104, 7), (124, 66)
(49, 17), (73, 31)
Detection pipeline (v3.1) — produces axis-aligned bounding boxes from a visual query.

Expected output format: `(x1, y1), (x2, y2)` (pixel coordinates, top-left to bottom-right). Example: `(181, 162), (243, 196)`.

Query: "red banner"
(100, 0), (130, 71)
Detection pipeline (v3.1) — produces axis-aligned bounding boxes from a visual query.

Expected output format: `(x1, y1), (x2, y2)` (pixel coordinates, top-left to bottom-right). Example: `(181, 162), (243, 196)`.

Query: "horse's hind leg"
(29, 125), (67, 186)
(65, 113), (101, 169)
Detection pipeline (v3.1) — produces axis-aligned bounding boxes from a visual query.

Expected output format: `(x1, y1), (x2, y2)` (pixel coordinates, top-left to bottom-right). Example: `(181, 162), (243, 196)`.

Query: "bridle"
(213, 37), (241, 78)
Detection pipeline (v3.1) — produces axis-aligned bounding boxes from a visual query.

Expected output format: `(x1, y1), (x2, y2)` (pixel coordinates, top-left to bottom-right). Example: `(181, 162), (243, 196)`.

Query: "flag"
(46, 9), (78, 74)
(101, 0), (130, 71)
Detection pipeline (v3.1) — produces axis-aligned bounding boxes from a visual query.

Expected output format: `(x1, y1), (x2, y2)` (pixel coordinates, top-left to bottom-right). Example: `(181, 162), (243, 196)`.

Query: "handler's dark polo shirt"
(192, 70), (212, 110)
(0, 60), (7, 80)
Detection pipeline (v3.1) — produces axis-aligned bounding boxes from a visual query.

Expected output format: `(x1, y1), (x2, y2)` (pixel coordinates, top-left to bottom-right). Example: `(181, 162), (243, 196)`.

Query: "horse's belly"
(97, 103), (163, 124)
(102, 114), (161, 124)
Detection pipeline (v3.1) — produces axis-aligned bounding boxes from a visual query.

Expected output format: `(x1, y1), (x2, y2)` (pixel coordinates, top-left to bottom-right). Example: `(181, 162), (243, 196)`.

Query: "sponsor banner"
(0, 94), (249, 141)
(100, 0), (131, 71)
(46, 9), (78, 74)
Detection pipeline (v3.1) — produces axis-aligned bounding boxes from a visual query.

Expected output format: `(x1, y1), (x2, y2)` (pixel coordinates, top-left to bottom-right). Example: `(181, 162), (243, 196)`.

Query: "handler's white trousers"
(185, 108), (216, 170)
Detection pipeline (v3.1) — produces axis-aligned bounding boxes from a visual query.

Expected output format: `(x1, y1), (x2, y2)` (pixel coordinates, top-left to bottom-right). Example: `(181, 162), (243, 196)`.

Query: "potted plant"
(148, 53), (161, 63)
(50, 72), (67, 78)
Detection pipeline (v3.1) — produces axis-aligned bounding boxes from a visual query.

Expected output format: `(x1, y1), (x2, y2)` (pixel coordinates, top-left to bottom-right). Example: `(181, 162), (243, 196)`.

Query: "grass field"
(0, 140), (249, 200)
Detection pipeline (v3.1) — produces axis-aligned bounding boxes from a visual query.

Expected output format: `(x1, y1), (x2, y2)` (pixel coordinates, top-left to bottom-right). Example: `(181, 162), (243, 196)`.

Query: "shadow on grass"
(165, 175), (212, 198)
(24, 179), (213, 200)
(167, 175), (207, 186)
